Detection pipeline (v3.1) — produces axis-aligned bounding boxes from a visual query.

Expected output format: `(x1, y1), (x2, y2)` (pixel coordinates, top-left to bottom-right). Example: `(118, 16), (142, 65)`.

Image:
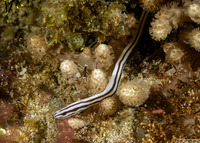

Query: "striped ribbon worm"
(55, 11), (148, 119)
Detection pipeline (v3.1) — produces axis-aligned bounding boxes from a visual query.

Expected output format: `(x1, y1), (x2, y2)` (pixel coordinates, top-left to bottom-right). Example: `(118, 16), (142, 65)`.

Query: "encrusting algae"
(0, 0), (200, 142)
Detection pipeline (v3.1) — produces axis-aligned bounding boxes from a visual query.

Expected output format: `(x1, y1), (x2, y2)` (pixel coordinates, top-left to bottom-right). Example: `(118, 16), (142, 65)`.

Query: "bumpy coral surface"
(94, 44), (114, 69)
(99, 97), (117, 116)
(60, 60), (79, 77)
(67, 118), (86, 130)
(69, 33), (84, 50)
(117, 79), (150, 107)
(27, 34), (49, 57)
(187, 3), (200, 24)
(140, 0), (164, 12)
(188, 28), (200, 51)
(163, 42), (186, 65)
(149, 2), (184, 41)
(89, 69), (108, 93)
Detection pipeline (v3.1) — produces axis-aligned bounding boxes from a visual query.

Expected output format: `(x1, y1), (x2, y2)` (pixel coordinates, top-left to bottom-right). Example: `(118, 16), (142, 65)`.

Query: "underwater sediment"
(0, 0), (200, 142)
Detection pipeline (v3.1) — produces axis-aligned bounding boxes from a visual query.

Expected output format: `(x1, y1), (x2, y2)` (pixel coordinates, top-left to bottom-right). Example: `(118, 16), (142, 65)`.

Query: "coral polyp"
(99, 97), (117, 116)
(88, 69), (108, 94)
(94, 44), (114, 69)
(188, 28), (200, 51)
(187, 2), (200, 24)
(27, 33), (49, 57)
(60, 60), (79, 77)
(117, 79), (150, 107)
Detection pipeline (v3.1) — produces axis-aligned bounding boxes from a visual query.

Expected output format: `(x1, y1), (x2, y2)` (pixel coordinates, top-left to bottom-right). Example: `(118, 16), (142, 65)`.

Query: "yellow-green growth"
(69, 33), (84, 50)
(41, 0), (131, 48)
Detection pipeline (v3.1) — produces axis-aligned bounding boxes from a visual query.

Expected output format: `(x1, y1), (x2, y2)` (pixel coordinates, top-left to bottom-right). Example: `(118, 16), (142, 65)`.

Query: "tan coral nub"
(99, 97), (117, 116)
(27, 34), (49, 57)
(68, 118), (86, 129)
(89, 69), (108, 93)
(163, 42), (186, 65)
(94, 44), (114, 69)
(188, 28), (200, 52)
(187, 3), (200, 24)
(149, 2), (184, 41)
(60, 60), (78, 76)
(117, 79), (150, 107)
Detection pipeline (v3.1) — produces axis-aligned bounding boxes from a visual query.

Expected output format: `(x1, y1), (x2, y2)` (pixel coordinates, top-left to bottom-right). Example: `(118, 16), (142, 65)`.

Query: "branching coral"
(148, 0), (200, 70)
(0, 0), (42, 27)
(4, 0), (29, 14)
(0, 125), (33, 142)
(186, 2), (200, 24)
(149, 2), (185, 41)
(76, 108), (137, 142)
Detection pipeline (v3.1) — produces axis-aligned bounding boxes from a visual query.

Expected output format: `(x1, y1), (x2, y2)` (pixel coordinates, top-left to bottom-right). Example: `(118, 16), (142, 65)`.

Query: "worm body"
(55, 11), (148, 119)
